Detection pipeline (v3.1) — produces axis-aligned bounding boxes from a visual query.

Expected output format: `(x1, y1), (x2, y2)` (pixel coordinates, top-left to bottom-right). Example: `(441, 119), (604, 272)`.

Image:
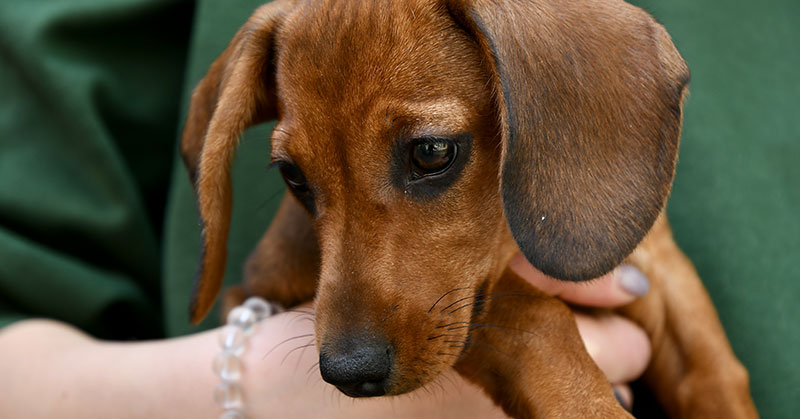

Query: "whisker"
(263, 333), (314, 359)
(426, 333), (463, 341)
(256, 187), (285, 212)
(438, 290), (537, 313)
(306, 361), (320, 376)
(419, 378), (432, 398)
(428, 286), (472, 313)
(431, 378), (447, 398)
(283, 308), (315, 316)
(305, 361), (320, 386)
(436, 352), (461, 357)
(287, 315), (316, 329)
(295, 338), (317, 371)
(281, 341), (316, 365)
(446, 322), (541, 337)
(380, 304), (400, 324)
(439, 368), (459, 391)
(447, 292), (540, 314)
(445, 339), (511, 358)
(435, 321), (470, 329)
(438, 293), (489, 313)
(471, 342), (511, 357)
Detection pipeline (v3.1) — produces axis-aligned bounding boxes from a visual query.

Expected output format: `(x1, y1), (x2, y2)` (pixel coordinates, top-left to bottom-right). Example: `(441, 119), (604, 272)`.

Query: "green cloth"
(162, 0), (285, 336)
(0, 0), (194, 338)
(0, 0), (797, 416)
(638, 1), (800, 415)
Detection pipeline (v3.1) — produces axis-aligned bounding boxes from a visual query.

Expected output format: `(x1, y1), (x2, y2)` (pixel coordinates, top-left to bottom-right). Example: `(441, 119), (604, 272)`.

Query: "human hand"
(508, 253), (652, 410)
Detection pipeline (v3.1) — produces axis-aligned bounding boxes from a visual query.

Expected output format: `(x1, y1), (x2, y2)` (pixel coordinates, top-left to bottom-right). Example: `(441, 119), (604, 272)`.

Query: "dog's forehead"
(273, 0), (486, 136)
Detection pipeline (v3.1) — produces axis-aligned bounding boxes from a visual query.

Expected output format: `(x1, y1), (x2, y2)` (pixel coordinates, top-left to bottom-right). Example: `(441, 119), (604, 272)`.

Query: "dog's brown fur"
(181, 0), (757, 417)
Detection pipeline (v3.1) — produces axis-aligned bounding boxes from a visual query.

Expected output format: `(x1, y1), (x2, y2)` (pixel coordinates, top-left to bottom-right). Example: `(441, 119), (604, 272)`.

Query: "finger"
(575, 312), (651, 384)
(508, 253), (649, 307)
(613, 384), (633, 412)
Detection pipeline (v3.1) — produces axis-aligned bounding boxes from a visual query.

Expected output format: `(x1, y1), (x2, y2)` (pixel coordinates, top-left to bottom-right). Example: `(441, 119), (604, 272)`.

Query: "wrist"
(212, 298), (286, 418)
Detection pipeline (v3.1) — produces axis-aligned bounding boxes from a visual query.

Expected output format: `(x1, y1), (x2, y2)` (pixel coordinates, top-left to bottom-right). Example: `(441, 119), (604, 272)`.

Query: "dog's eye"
(279, 164), (309, 191)
(275, 162), (316, 214)
(410, 138), (456, 177)
(390, 133), (472, 199)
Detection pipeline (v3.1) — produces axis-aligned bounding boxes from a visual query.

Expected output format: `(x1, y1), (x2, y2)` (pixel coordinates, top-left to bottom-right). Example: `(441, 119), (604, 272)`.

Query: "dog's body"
(181, 0), (757, 417)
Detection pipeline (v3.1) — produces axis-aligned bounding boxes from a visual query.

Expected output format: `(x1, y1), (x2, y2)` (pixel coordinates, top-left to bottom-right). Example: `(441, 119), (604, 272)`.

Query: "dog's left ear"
(181, 1), (294, 324)
(448, 0), (689, 281)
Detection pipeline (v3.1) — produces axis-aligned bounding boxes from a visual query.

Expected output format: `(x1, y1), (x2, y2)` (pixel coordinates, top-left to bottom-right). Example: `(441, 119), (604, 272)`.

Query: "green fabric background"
(643, 1), (799, 415)
(0, 0), (194, 338)
(1, 0), (797, 416)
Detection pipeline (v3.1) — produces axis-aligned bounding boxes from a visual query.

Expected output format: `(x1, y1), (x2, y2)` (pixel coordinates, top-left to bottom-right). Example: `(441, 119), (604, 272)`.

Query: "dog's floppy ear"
(448, 0), (689, 281)
(181, 1), (293, 324)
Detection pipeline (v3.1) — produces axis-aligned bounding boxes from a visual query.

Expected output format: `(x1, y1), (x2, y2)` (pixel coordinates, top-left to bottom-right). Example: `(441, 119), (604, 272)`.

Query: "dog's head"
(182, 0), (687, 397)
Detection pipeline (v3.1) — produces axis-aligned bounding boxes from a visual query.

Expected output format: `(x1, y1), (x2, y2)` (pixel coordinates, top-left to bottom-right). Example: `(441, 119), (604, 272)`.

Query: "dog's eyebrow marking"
(269, 147), (292, 165)
(394, 98), (470, 133)
(270, 128), (292, 163)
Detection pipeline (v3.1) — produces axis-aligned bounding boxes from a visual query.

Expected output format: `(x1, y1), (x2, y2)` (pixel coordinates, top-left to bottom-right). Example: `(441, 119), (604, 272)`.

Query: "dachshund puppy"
(181, 0), (757, 417)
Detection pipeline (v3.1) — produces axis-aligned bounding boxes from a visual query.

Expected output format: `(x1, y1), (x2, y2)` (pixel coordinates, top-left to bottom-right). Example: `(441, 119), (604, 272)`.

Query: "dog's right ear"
(181, 0), (294, 324)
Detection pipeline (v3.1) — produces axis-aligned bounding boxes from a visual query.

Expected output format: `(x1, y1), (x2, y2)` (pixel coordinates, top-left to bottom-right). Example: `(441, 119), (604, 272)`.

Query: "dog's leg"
(454, 268), (631, 419)
(222, 193), (319, 315)
(621, 214), (758, 418)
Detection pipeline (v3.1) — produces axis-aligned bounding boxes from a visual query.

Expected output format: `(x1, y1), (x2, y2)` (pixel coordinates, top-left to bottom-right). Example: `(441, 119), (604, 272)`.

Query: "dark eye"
(274, 162), (315, 214)
(279, 164), (309, 192)
(410, 138), (456, 177)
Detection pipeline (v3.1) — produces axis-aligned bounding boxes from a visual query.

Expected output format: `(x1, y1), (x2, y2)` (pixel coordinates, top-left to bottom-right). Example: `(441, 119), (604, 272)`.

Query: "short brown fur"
(181, 0), (757, 417)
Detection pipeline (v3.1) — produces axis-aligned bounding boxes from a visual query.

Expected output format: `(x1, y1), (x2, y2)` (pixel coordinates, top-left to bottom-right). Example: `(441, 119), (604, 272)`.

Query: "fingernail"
(617, 264), (649, 297)
(613, 388), (632, 412)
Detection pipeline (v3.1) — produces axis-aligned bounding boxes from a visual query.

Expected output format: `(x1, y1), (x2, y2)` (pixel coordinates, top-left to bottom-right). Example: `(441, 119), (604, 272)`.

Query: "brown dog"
(181, 0), (758, 417)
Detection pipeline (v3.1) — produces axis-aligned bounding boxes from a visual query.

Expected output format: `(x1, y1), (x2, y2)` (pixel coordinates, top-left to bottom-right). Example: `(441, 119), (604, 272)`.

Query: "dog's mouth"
(334, 380), (387, 398)
(427, 279), (491, 352)
(464, 279), (490, 343)
(317, 279), (492, 398)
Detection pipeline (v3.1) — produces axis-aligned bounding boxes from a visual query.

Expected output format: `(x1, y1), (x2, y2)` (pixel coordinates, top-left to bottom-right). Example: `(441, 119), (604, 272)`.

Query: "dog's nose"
(319, 337), (392, 397)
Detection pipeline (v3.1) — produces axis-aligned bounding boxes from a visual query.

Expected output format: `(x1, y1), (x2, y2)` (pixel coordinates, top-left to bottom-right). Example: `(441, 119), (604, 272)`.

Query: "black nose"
(319, 337), (392, 397)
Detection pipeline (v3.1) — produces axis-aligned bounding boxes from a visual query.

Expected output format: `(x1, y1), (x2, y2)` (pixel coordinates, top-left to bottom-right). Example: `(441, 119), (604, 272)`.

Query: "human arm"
(0, 255), (650, 419)
(0, 319), (220, 419)
(0, 314), (506, 419)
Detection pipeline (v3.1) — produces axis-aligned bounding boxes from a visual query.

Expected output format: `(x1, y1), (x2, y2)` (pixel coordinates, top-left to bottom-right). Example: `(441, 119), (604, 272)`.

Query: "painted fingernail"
(613, 388), (632, 412)
(617, 264), (649, 297)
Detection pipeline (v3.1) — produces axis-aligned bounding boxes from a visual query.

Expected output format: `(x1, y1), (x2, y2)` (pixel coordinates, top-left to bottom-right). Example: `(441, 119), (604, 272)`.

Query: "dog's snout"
(319, 337), (392, 397)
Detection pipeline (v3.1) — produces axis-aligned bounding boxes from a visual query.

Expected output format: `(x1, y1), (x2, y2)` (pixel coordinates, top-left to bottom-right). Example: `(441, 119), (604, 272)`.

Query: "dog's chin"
(388, 357), (467, 397)
(336, 380), (413, 398)
(332, 363), (457, 399)
(335, 382), (387, 398)
(323, 356), (456, 398)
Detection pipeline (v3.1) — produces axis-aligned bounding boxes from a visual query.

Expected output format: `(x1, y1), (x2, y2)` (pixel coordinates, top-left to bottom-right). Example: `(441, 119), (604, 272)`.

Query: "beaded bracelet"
(213, 297), (277, 419)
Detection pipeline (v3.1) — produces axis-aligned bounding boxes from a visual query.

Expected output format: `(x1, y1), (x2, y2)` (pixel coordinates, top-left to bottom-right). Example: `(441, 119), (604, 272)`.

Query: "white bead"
(218, 325), (245, 353)
(227, 306), (257, 335)
(214, 381), (243, 410)
(243, 297), (274, 321)
(213, 351), (242, 382)
(220, 410), (244, 419)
